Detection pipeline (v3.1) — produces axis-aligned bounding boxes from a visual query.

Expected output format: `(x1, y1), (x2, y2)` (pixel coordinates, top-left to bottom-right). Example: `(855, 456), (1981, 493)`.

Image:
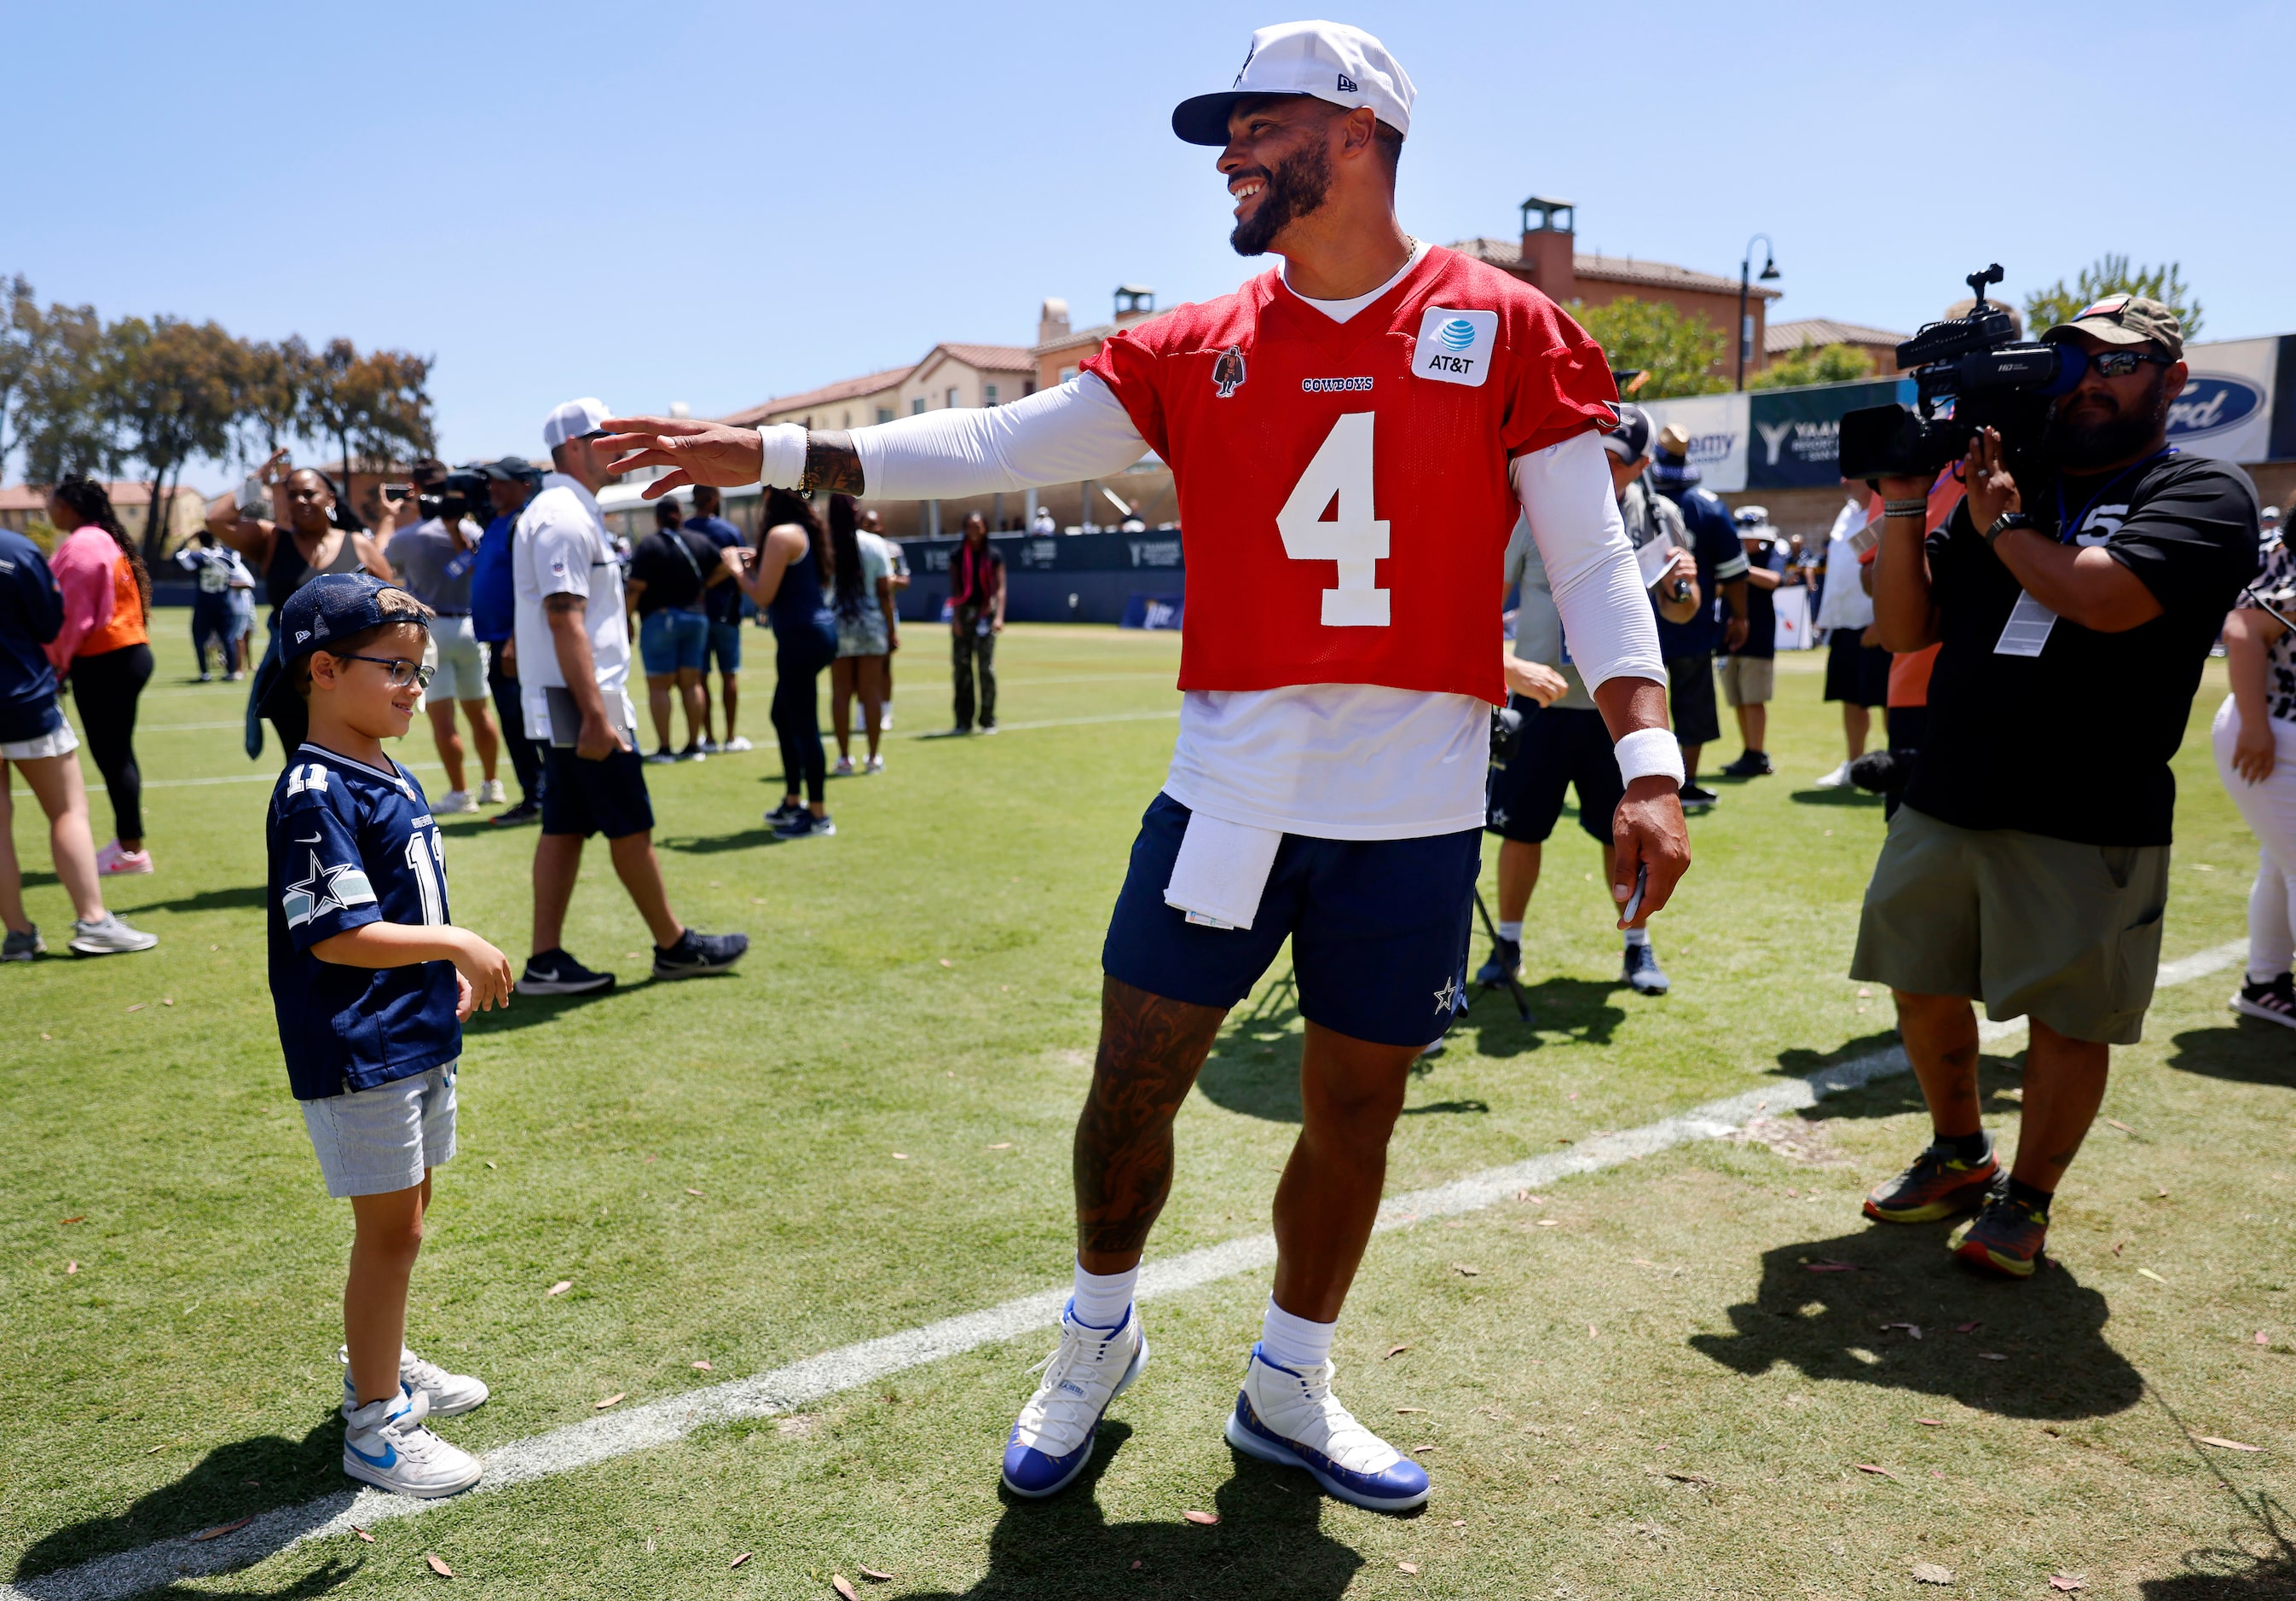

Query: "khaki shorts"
(1849, 806), (2167, 1045)
(1717, 655), (1774, 708)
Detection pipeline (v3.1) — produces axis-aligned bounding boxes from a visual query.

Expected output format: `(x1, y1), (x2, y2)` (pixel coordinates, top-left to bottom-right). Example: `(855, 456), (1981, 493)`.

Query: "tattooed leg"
(1073, 977), (1228, 1274)
(800, 431), (865, 495)
(2010, 1019), (2110, 1192)
(1893, 990), (1982, 1139)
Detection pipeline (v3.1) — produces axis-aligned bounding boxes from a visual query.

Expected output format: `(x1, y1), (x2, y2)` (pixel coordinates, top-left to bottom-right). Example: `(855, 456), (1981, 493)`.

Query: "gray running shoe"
(2, 924), (45, 962)
(69, 915), (158, 956)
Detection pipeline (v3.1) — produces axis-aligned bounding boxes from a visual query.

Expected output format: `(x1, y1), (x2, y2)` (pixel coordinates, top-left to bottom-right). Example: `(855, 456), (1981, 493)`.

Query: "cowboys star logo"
(280, 849), (376, 930)
(1432, 974), (1461, 1015)
(1212, 344), (1247, 398)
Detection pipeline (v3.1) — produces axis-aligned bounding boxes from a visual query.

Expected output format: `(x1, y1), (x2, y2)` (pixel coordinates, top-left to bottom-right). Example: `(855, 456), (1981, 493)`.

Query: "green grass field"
(4, 627), (2293, 1600)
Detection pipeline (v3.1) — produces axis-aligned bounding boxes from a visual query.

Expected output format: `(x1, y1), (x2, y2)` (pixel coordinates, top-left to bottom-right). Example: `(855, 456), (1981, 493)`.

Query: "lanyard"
(2053, 447), (2175, 545)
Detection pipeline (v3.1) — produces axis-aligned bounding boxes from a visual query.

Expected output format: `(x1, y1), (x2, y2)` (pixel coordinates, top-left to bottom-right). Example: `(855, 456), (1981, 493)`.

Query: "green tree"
(1570, 297), (1728, 399)
(15, 298), (117, 485)
(2024, 254), (2203, 344)
(300, 339), (436, 494)
(0, 275), (38, 479)
(237, 334), (315, 462)
(1747, 341), (1875, 390)
(107, 316), (246, 559)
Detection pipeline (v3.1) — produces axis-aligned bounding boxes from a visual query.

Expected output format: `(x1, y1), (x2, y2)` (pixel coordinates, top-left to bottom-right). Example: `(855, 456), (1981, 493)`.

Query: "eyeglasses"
(336, 653), (435, 690)
(2089, 350), (2172, 379)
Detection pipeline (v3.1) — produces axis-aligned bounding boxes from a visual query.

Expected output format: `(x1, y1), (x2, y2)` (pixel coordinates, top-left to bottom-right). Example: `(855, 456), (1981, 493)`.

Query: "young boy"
(259, 575), (515, 1497)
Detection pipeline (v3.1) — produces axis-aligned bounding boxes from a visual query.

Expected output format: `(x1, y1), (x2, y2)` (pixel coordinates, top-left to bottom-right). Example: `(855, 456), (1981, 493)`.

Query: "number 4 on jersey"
(1275, 412), (1390, 627)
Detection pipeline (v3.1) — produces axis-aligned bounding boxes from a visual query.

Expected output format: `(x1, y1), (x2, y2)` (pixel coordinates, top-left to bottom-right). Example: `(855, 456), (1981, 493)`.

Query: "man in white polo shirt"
(511, 397), (747, 996)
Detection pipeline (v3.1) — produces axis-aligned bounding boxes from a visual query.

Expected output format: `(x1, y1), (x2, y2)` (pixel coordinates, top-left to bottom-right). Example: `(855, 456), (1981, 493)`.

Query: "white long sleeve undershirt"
(775, 366), (1661, 837)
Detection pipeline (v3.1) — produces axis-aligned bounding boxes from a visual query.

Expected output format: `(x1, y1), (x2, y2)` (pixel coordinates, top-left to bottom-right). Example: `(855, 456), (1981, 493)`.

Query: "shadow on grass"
(1687, 1222), (2141, 1420)
(462, 980), (645, 1036)
(2139, 1384), (2296, 1598)
(1771, 1029), (2030, 1124)
(1462, 976), (1628, 1057)
(14, 1410), (361, 1591)
(905, 1420), (1365, 1599)
(656, 828), (784, 855)
(1786, 787), (1885, 808)
(119, 883), (269, 916)
(2164, 1022), (2296, 1089)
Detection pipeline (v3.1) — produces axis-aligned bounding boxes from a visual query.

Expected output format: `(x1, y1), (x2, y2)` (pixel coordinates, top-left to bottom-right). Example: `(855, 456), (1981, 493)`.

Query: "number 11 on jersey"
(1275, 412), (1391, 627)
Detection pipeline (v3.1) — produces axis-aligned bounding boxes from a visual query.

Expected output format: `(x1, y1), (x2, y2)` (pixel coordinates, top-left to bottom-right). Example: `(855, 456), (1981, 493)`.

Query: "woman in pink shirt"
(47, 478), (156, 875)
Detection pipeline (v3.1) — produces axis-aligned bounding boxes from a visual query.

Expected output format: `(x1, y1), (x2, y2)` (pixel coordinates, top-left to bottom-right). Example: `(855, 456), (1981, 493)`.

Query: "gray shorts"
(1849, 806), (2168, 1045)
(302, 1063), (458, 1198)
(423, 616), (489, 705)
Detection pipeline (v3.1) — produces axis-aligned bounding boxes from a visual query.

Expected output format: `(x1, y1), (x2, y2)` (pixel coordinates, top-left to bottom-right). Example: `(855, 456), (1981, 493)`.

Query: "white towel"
(1164, 811), (1282, 931)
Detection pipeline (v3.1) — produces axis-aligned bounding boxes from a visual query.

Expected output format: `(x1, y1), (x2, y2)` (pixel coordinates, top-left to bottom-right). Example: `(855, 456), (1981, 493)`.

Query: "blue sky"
(8, 0), (2288, 483)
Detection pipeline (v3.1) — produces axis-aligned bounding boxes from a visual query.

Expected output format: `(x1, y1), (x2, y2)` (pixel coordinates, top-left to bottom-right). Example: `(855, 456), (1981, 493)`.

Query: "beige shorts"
(1717, 655), (1774, 708)
(1849, 806), (2168, 1045)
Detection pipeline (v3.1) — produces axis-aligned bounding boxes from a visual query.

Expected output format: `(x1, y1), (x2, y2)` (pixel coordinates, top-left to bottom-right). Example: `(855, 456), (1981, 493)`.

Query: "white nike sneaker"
(437, 789), (478, 814)
(68, 914), (158, 956)
(1813, 761), (1853, 789)
(721, 735), (753, 752)
(340, 1392), (482, 1498)
(477, 778), (506, 806)
(342, 1344), (491, 1417)
(1225, 1344), (1430, 1512)
(1000, 1300), (1148, 1498)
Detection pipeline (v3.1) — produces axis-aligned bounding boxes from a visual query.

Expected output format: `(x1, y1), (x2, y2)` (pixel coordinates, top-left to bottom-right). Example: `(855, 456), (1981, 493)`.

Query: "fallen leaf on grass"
(1660, 1470), (1714, 1487)
(891, 1152), (909, 1160)
(2105, 1118), (2133, 1133)
(161, 997), (174, 1006)
(59, 1215), (84, 1225)
(1803, 1259), (1860, 1273)
(425, 1552), (454, 1578)
(1911, 1561), (1952, 1584)
(1537, 1218), (1562, 1228)
(354, 1527), (373, 1542)
(859, 1567), (894, 1581)
(1385, 1344), (1410, 1360)
(124, 1003), (145, 1014)
(146, 1442), (168, 1454)
(2137, 1268), (2168, 1285)
(1183, 1510), (1219, 1525)
(1978, 1352), (2008, 1361)
(692, 1360), (713, 1371)
(1917, 1418), (1946, 1427)
(1131, 1559), (1143, 1569)
(547, 1280), (572, 1297)
(2049, 1576), (2083, 1592)
(66, 1260), (77, 1275)
(729, 1552), (750, 1569)
(484, 1161), (497, 1170)
(1398, 1561), (1420, 1574)
(595, 1393), (625, 1409)
(1955, 1321), (1980, 1332)
(685, 1188), (704, 1197)
(987, 1142), (1012, 1150)
(833, 1576), (858, 1600)
(1854, 1463), (1900, 1480)
(2157, 1187), (2170, 1199)
(938, 958), (953, 968)
(192, 1516), (255, 1542)
(2258, 1331), (2271, 1346)
(1882, 1321), (1923, 1339)
(2197, 1436), (2262, 1452)
(1413, 1444), (1438, 1454)
(1395, 1407), (1428, 1415)
(1450, 1518), (1466, 1527)
(1451, 1263), (1479, 1276)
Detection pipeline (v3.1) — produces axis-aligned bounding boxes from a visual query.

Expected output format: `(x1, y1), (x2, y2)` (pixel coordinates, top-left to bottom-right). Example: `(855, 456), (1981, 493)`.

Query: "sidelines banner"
(2169, 336), (2279, 465)
(1745, 378), (1911, 488)
(1634, 392), (1749, 492)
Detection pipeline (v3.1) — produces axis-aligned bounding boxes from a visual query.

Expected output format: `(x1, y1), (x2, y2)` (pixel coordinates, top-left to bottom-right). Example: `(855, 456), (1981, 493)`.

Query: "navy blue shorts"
(1485, 701), (1621, 846)
(1102, 793), (1480, 1049)
(541, 742), (656, 840)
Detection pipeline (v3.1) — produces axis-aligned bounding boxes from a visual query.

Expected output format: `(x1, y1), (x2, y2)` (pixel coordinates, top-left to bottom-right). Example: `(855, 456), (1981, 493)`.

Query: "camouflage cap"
(2040, 292), (2183, 361)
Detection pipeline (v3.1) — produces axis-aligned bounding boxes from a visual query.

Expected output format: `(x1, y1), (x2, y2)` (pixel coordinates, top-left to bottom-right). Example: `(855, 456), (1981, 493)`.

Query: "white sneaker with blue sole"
(1224, 1343), (1430, 1512)
(340, 1392), (482, 1498)
(1000, 1299), (1148, 1498)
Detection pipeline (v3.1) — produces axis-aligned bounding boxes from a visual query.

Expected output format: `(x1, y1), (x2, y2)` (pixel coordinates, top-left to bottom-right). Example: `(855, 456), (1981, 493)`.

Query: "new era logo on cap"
(1173, 20), (1416, 146)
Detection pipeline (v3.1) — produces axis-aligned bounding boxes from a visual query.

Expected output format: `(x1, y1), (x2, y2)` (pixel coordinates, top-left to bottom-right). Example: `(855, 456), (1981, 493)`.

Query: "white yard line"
(3, 938), (2247, 1601)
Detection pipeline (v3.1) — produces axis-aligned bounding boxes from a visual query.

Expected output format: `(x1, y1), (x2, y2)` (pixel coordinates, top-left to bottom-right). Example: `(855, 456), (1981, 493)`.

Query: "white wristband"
(1615, 726), (1685, 786)
(756, 424), (807, 488)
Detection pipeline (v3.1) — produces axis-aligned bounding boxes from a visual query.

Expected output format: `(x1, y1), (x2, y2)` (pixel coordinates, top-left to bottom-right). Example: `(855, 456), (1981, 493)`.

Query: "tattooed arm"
(1073, 977), (1229, 1269)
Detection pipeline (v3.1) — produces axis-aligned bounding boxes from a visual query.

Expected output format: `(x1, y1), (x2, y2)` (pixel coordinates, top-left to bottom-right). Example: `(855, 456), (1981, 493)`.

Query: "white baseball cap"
(1171, 20), (1415, 147)
(541, 396), (611, 450)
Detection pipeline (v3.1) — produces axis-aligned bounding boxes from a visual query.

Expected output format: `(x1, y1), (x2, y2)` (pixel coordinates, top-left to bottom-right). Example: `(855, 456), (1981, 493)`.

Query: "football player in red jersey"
(600, 20), (1688, 1515)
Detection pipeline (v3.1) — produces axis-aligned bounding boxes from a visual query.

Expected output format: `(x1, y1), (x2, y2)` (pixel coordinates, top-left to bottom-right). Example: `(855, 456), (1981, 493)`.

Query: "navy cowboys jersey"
(266, 743), (460, 1101)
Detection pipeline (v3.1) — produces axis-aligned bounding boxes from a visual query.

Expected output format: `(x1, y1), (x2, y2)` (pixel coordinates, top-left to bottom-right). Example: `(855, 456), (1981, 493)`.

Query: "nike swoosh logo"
(346, 1440), (397, 1469)
(294, 834), (321, 844)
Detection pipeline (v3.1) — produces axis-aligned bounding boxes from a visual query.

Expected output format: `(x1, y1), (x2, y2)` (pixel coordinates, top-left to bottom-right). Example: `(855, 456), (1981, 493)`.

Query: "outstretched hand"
(595, 416), (766, 498)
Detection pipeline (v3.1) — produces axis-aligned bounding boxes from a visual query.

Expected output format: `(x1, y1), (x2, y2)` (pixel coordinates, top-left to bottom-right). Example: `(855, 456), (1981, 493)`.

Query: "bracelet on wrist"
(1882, 498), (1927, 521)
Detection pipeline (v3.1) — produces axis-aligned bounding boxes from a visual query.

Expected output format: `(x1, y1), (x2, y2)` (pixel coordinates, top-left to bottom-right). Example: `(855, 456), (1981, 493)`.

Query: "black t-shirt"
(627, 527), (721, 616)
(1729, 540), (1786, 662)
(1906, 453), (2258, 845)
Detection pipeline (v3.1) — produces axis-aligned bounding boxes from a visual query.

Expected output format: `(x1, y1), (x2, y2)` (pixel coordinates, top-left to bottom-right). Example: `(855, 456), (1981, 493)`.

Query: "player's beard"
(1229, 137), (1333, 257)
(2045, 368), (2172, 471)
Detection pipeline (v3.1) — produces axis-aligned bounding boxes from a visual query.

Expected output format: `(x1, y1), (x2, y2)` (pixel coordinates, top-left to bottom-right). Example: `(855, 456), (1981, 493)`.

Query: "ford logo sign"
(1437, 317), (1477, 352)
(2166, 374), (2265, 441)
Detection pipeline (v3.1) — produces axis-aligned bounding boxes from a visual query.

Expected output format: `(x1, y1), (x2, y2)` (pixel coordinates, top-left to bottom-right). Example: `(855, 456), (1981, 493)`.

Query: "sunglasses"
(2088, 350), (2172, 379)
(336, 653), (436, 691)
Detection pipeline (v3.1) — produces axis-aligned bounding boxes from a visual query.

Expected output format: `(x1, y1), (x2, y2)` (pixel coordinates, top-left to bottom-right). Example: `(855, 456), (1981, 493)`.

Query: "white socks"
(1260, 1296), (1337, 1372)
(1497, 920), (1523, 941)
(1071, 1260), (1137, 1330)
(1624, 926), (1651, 947)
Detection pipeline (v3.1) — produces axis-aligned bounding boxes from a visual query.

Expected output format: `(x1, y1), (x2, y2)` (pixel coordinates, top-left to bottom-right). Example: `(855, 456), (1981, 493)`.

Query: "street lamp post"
(1737, 234), (1780, 391)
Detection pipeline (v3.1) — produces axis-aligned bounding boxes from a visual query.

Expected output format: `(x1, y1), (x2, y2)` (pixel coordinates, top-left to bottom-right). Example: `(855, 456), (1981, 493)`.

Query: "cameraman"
(1478, 413), (1700, 997)
(1856, 295), (2260, 1279)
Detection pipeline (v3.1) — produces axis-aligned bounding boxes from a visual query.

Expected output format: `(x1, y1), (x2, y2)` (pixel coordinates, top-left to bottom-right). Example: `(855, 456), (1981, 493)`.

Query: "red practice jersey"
(1084, 245), (1616, 705)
